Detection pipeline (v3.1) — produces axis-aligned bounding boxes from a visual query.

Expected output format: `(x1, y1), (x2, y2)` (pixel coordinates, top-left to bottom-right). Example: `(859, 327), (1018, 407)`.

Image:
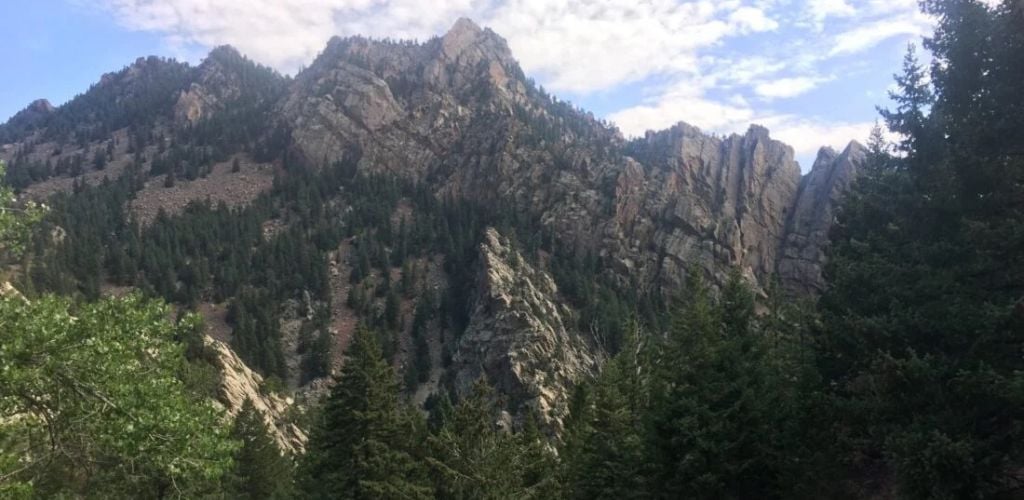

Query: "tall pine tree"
(298, 326), (430, 499)
(818, 1), (1024, 496)
(227, 399), (295, 500)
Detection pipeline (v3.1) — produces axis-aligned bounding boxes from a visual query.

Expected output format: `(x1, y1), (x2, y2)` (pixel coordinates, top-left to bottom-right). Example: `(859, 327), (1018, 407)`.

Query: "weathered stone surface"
(778, 141), (866, 295)
(451, 228), (599, 433)
(608, 123), (803, 293)
(206, 336), (307, 454)
(173, 46), (247, 125)
(278, 19), (856, 299)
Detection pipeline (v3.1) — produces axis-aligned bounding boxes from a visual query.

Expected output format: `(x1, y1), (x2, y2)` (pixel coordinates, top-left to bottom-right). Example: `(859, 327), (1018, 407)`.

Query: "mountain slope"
(0, 18), (863, 429)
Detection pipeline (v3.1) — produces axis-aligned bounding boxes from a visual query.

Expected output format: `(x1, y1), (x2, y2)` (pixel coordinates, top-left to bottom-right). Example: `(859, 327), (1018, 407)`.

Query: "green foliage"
(818, 2), (1024, 496)
(647, 271), (799, 498)
(559, 271), (818, 499)
(0, 294), (236, 498)
(560, 321), (648, 499)
(0, 161), (45, 261)
(426, 379), (558, 499)
(229, 287), (287, 380)
(227, 399), (295, 500)
(2, 57), (192, 145)
(299, 325), (431, 499)
(299, 304), (333, 385)
(1, 3), (1020, 497)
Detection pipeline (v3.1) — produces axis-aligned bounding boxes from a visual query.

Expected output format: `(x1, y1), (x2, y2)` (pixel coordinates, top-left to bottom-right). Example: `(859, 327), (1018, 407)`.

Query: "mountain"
(0, 18), (863, 430)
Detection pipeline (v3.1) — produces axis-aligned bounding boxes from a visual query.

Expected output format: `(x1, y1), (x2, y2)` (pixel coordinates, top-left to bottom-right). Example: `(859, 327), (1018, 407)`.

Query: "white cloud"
(728, 6), (779, 33)
(486, 0), (735, 92)
(829, 15), (932, 56)
(90, 0), (929, 172)
(608, 80), (756, 137)
(95, 0), (478, 72)
(804, 0), (856, 28)
(761, 116), (873, 157)
(95, 0), (779, 93)
(754, 75), (830, 98)
(608, 86), (870, 158)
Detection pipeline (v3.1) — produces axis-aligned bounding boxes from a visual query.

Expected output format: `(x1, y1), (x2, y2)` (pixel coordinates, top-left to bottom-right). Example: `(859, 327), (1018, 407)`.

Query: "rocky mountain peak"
(744, 123), (773, 141)
(174, 45), (284, 125)
(205, 44), (244, 64)
(448, 17), (482, 35)
(26, 99), (55, 114)
(440, 17), (496, 58)
(778, 139), (866, 294)
(0, 23), (868, 427)
(433, 18), (518, 91)
(452, 228), (599, 433)
(2, 99), (56, 135)
(813, 145), (839, 165)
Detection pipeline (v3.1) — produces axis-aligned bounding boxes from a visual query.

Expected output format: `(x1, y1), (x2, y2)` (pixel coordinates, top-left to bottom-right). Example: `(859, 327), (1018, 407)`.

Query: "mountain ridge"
(0, 18), (864, 430)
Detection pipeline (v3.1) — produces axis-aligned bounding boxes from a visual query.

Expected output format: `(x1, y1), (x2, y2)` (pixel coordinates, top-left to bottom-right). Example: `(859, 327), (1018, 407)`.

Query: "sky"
(0, 0), (946, 170)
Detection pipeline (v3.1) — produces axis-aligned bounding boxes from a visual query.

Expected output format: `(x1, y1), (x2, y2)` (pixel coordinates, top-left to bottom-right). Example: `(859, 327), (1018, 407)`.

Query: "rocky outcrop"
(278, 18), (522, 182)
(174, 46), (281, 125)
(0, 99), (55, 144)
(607, 123), (803, 292)
(451, 228), (599, 433)
(6, 17), (861, 297)
(278, 18), (860, 298)
(205, 336), (307, 454)
(778, 141), (866, 295)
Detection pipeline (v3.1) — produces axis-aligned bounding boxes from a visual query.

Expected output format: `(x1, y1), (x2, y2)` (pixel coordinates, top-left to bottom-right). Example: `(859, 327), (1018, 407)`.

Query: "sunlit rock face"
(451, 228), (599, 433)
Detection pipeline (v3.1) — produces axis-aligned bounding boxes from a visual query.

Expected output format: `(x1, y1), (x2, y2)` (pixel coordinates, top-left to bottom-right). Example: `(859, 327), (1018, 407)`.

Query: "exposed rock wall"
(608, 123), (802, 292)
(279, 18), (863, 298)
(0, 17), (869, 435)
(206, 336), (307, 454)
(451, 228), (599, 433)
(778, 142), (866, 295)
(173, 46), (255, 125)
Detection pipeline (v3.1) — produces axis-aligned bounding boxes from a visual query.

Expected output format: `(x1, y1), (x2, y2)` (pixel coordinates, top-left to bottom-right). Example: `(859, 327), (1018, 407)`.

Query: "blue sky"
(0, 0), (943, 170)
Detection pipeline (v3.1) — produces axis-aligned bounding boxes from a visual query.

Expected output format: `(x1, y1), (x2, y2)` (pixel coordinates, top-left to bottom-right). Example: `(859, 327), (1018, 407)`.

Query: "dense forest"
(1, 0), (1022, 498)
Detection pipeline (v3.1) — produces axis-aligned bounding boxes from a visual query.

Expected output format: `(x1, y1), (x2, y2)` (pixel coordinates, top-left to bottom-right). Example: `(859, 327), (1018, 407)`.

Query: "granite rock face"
(278, 18), (862, 298)
(451, 228), (598, 432)
(611, 123), (803, 292)
(175, 46), (284, 126)
(778, 142), (866, 295)
(206, 336), (307, 454)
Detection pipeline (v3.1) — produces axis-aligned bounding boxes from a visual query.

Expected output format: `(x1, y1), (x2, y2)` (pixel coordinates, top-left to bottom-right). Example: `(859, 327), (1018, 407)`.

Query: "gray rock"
(451, 228), (599, 433)
(778, 141), (866, 295)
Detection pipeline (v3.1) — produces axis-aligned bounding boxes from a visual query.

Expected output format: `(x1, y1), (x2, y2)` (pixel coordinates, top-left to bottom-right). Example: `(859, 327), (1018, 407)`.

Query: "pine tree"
(560, 320), (648, 499)
(646, 269), (791, 498)
(227, 399), (295, 500)
(426, 379), (557, 499)
(819, 2), (1024, 496)
(298, 326), (430, 499)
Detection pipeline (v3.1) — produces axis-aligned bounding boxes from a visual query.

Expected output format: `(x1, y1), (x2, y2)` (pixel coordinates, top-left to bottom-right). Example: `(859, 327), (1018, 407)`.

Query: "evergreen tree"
(228, 399), (295, 500)
(299, 326), (431, 499)
(646, 270), (795, 498)
(818, 2), (1024, 496)
(427, 379), (558, 499)
(560, 320), (648, 499)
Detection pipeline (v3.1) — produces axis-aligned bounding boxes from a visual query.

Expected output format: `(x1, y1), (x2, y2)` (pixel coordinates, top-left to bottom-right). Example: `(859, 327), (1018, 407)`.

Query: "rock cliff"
(451, 228), (599, 433)
(778, 142), (866, 295)
(276, 19), (863, 297)
(206, 336), (307, 454)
